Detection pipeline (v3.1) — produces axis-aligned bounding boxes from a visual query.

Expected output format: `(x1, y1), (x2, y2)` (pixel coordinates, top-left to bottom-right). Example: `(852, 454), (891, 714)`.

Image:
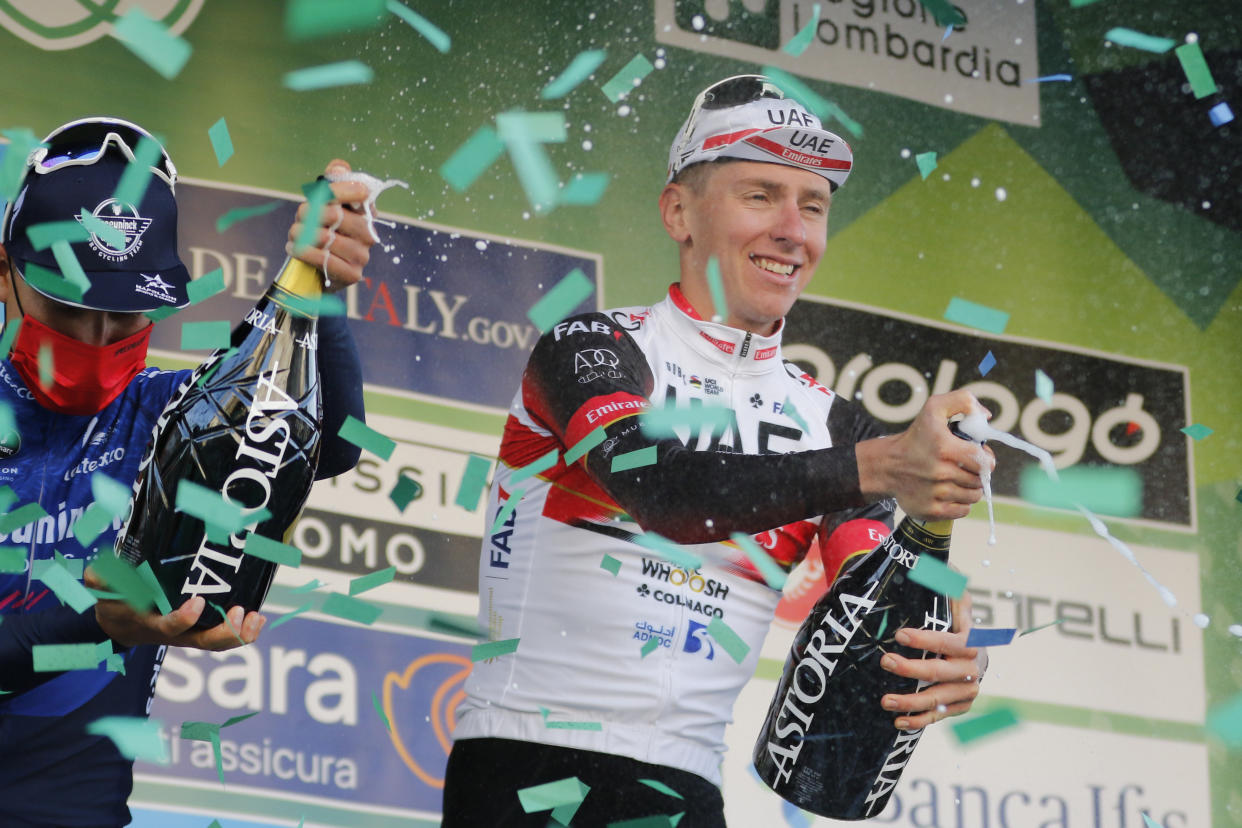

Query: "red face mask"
(9, 314), (151, 415)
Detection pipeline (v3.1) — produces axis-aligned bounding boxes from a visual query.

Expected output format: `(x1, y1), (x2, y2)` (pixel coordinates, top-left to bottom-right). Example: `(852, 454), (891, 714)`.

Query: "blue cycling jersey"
(0, 314), (363, 826)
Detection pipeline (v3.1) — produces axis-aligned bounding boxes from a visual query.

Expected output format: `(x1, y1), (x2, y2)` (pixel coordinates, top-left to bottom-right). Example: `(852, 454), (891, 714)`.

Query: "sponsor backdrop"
(1, 0), (1239, 826)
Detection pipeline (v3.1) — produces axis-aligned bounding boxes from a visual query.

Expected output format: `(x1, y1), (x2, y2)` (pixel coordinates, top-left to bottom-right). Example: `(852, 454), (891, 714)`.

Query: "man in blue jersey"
(0, 117), (374, 827)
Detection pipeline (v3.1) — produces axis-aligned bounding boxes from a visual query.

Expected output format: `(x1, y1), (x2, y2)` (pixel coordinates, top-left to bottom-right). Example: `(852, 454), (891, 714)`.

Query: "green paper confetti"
(0, 128), (42, 201)
(783, 3), (820, 56)
(951, 707), (1020, 744)
(705, 256), (727, 322)
(563, 427), (606, 465)
(875, 608), (890, 642)
(186, 267), (226, 305)
(0, 546), (24, 573)
(640, 405), (730, 438)
(454, 454), (493, 511)
(0, 319), (21, 359)
(426, 610), (483, 639)
(600, 554), (621, 576)
(762, 66), (864, 137)
(496, 111), (568, 145)
(601, 54), (654, 102)
(88, 553), (158, 613)
(545, 720), (603, 731)
(1180, 423), (1213, 440)
(180, 320), (231, 350)
(472, 637), (520, 662)
(136, 561), (173, 615)
(26, 220), (89, 250)
(1175, 41), (1218, 99)
(510, 449), (560, 484)
(282, 292), (347, 318)
(518, 776), (590, 814)
(389, 474), (423, 511)
(439, 125), (505, 192)
(112, 134), (163, 208)
(944, 297), (1009, 334)
(176, 480), (247, 533)
(1034, 369), (1054, 404)
(105, 653), (126, 674)
(50, 240), (91, 294)
(78, 209), (127, 251)
(33, 641), (109, 672)
(505, 137), (559, 213)
(608, 816), (681, 828)
(90, 473), (132, 516)
(917, 0), (965, 25)
(284, 61), (374, 92)
(559, 172), (611, 206)
(528, 268), (594, 332)
(87, 716), (169, 762)
(632, 532), (702, 570)
(111, 8), (193, 80)
(490, 489), (525, 535)
(349, 566), (396, 595)
(39, 561), (96, 613)
(611, 446), (657, 473)
(1206, 690), (1242, 748)
(207, 117), (234, 166)
(0, 501), (48, 534)
(285, 0), (387, 40)
(144, 305), (180, 323)
(321, 592), (383, 625)
(707, 617), (751, 664)
(53, 551), (84, 578)
(780, 396), (810, 434)
(638, 779), (685, 799)
(1104, 28), (1175, 53)
(915, 151), (938, 180)
(267, 602), (314, 630)
(216, 200), (282, 233)
(294, 178), (334, 252)
(207, 601), (246, 645)
(337, 415), (397, 460)
(542, 49), (607, 99)
(908, 554), (967, 598)
(38, 343), (53, 389)
(729, 532), (787, 590)
(372, 691), (392, 732)
(1019, 465), (1142, 518)
(72, 504), (113, 547)
(24, 261), (83, 303)
(387, 0), (451, 52)
(0, 486), (17, 513)
(641, 636), (660, 657)
(1068, 0), (1102, 5)
(244, 533), (302, 567)
(291, 579), (323, 593)
(195, 348), (237, 388)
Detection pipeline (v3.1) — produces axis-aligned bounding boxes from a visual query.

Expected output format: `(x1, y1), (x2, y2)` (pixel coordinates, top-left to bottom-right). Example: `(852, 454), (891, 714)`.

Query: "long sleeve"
(0, 603), (110, 694)
(314, 312), (365, 480)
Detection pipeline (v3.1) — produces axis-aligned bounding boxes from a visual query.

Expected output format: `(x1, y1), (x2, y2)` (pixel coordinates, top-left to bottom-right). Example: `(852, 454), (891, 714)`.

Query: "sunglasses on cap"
(26, 116), (177, 190)
(672, 75), (786, 158)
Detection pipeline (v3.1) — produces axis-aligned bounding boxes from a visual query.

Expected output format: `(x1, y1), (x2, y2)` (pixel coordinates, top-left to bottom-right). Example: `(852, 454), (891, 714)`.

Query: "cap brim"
(15, 256), (191, 313)
(731, 126), (852, 188)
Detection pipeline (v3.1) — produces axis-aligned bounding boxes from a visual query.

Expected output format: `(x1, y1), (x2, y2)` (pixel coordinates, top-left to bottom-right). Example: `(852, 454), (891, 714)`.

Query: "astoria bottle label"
(753, 516), (954, 819)
(114, 257), (323, 629)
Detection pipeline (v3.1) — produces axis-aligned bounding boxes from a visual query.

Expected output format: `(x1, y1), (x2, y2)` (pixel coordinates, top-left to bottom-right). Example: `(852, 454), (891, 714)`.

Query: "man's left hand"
(287, 159), (375, 290)
(878, 592), (988, 730)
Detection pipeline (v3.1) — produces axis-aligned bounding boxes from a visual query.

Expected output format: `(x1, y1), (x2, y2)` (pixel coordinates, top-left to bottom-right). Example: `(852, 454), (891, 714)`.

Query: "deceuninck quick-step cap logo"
(0, 0), (203, 52)
(77, 197), (152, 262)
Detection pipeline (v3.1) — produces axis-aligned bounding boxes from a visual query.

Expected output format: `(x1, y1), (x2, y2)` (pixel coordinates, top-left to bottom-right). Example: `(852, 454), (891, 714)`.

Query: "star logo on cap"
(140, 273), (175, 297)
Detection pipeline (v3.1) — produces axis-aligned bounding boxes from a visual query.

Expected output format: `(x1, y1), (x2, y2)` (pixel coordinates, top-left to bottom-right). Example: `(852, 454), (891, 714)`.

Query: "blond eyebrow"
(734, 176), (831, 205)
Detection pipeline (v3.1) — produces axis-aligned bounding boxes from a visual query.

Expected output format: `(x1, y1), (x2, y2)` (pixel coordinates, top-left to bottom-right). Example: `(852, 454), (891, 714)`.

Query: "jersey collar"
(662, 283), (785, 372)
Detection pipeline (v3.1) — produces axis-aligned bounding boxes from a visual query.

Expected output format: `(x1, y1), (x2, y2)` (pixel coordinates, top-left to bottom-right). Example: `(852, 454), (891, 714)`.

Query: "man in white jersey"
(443, 75), (993, 826)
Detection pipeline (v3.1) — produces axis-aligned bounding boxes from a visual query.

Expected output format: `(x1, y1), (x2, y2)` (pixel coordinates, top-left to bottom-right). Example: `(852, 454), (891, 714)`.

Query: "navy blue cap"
(3, 149), (189, 313)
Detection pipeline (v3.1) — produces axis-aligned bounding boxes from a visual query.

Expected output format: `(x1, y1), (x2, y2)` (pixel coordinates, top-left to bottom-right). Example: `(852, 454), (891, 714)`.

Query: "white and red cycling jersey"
(455, 284), (893, 785)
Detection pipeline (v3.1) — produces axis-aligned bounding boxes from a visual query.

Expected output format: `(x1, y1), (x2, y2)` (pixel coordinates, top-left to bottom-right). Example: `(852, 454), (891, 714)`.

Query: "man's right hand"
(86, 567), (265, 651)
(855, 389), (996, 521)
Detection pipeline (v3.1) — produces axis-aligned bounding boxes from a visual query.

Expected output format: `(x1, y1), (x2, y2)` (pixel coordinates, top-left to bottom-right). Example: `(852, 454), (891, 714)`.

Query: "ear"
(659, 182), (693, 244)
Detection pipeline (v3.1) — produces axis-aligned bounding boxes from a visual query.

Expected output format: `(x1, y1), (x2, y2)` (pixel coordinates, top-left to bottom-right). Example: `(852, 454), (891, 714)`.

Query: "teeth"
(752, 255), (796, 276)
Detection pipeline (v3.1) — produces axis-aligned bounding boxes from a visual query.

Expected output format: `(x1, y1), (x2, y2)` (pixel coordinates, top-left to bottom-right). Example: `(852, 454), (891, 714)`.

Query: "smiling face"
(661, 160), (831, 335)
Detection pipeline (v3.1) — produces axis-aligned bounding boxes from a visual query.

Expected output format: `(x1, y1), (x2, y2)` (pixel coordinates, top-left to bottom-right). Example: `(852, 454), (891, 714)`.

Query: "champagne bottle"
(114, 257), (323, 629)
(752, 514), (955, 819)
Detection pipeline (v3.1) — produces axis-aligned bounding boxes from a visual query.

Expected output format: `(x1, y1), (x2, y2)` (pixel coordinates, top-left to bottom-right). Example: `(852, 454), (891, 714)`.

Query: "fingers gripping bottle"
(113, 257), (323, 629)
(752, 513), (953, 818)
